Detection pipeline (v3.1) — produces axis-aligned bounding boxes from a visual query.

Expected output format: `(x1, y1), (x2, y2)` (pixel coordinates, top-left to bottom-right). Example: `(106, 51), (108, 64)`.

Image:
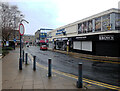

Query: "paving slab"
(2, 48), (104, 90)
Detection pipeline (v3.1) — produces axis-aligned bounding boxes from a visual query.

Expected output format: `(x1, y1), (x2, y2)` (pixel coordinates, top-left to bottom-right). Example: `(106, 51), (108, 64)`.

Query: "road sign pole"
(19, 35), (22, 70)
(23, 50), (24, 62)
(19, 21), (28, 70)
(19, 23), (25, 70)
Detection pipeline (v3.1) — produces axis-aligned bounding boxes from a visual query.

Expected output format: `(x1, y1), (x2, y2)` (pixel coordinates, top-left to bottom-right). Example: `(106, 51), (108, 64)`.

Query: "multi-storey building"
(47, 8), (120, 57)
(35, 28), (53, 45)
(23, 34), (35, 45)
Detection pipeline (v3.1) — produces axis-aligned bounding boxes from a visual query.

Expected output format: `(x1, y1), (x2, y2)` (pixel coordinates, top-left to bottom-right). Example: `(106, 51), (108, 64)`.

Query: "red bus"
(40, 40), (48, 50)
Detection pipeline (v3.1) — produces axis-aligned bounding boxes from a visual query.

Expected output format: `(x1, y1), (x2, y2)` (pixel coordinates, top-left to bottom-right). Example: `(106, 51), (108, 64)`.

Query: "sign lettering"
(99, 35), (114, 40)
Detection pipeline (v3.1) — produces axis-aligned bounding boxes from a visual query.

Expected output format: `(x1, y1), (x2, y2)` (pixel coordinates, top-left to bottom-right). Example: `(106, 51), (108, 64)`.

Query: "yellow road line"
(36, 62), (120, 90)
(28, 53), (120, 90)
(73, 56), (120, 64)
(83, 78), (119, 88)
(55, 50), (120, 64)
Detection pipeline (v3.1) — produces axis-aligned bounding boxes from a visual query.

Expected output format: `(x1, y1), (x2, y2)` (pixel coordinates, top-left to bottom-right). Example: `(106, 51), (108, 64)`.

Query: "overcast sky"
(2, 0), (120, 35)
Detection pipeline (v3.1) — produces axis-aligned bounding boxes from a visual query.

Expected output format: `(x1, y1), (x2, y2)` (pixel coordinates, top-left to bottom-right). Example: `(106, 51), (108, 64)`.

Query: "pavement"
(48, 48), (120, 64)
(1, 48), (106, 90)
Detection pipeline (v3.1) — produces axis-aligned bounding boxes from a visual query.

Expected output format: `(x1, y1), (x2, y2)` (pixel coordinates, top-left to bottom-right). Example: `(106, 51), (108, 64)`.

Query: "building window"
(95, 17), (101, 31)
(78, 23), (82, 34)
(88, 20), (93, 32)
(102, 14), (110, 31)
(115, 13), (120, 30)
(78, 21), (88, 34)
(83, 22), (88, 33)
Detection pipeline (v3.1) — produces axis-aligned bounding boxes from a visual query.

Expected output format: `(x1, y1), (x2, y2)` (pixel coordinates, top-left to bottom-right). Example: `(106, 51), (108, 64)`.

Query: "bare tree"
(0, 2), (23, 47)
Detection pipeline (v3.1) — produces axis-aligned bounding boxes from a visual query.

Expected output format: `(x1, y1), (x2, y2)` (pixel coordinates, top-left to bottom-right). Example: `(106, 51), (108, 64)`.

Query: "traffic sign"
(13, 38), (16, 42)
(19, 23), (25, 36)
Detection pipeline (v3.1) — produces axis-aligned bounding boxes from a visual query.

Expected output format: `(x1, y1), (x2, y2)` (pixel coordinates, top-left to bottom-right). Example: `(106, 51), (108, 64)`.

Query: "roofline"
(40, 28), (53, 30)
(35, 28), (53, 34)
(24, 34), (35, 36)
(51, 8), (120, 32)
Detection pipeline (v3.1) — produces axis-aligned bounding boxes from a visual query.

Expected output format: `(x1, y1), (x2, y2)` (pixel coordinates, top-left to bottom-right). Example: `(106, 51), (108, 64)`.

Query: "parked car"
(40, 45), (48, 50)
(26, 44), (30, 47)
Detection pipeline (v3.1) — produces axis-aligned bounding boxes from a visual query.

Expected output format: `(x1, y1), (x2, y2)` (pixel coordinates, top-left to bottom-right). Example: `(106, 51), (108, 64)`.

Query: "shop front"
(72, 33), (120, 57)
(55, 38), (68, 51)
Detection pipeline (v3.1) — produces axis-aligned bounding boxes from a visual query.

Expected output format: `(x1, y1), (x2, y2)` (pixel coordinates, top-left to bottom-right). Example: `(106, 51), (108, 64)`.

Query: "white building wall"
(65, 25), (77, 34)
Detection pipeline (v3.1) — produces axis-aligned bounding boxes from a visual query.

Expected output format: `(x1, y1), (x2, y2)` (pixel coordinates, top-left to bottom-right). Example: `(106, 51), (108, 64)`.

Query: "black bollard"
(23, 50), (24, 62)
(25, 53), (28, 65)
(48, 58), (52, 77)
(19, 58), (22, 70)
(77, 63), (82, 88)
(33, 56), (36, 71)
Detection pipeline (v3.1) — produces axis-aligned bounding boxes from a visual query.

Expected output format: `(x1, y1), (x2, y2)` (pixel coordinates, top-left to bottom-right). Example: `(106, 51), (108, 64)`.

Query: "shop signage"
(76, 36), (87, 39)
(62, 38), (68, 40)
(13, 38), (16, 42)
(56, 28), (65, 35)
(99, 35), (114, 40)
(57, 38), (62, 41)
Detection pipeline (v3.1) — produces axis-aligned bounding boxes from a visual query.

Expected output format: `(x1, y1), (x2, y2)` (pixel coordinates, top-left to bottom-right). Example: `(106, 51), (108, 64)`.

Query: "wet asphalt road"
(25, 46), (120, 86)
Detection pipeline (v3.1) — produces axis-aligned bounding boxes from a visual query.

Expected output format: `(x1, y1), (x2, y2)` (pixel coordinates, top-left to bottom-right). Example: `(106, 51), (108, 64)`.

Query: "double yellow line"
(55, 50), (120, 64)
(36, 62), (120, 90)
(73, 56), (120, 64)
(28, 53), (120, 90)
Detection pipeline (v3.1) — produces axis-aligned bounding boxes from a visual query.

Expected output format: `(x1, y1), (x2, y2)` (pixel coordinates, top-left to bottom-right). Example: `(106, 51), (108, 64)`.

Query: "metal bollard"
(25, 53), (28, 65)
(77, 63), (82, 88)
(23, 50), (24, 62)
(19, 58), (22, 70)
(48, 58), (52, 77)
(33, 56), (36, 71)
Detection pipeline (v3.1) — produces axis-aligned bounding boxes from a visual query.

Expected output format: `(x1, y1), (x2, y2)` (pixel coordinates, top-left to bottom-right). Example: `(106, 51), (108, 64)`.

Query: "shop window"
(102, 14), (110, 31)
(115, 13), (120, 30)
(95, 17), (101, 31)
